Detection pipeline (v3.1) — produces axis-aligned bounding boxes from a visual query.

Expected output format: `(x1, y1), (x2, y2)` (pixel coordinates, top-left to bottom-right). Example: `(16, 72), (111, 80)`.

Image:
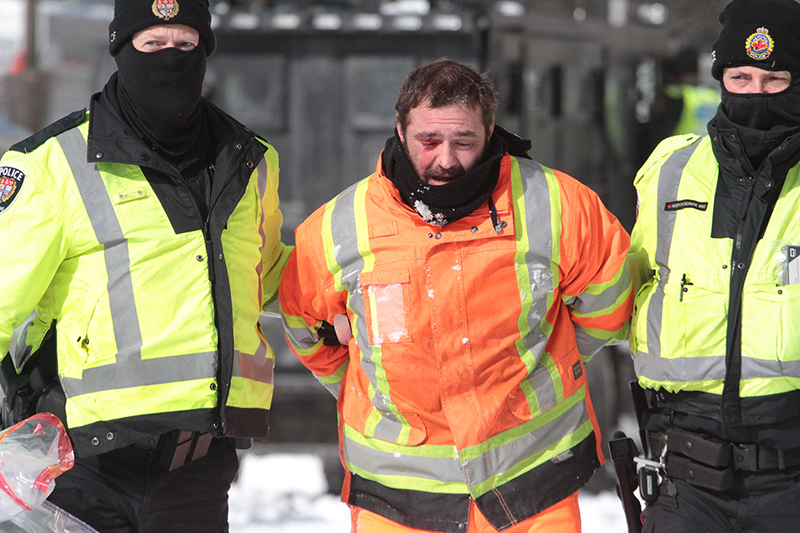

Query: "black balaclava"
(720, 84), (800, 132)
(718, 82), (800, 167)
(115, 41), (207, 157)
(108, 0), (214, 158)
(711, 0), (800, 166)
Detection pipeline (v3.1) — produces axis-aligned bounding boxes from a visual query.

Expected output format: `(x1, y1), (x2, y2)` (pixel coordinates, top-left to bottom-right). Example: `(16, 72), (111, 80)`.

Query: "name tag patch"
(665, 199), (708, 212)
(0, 166), (25, 214)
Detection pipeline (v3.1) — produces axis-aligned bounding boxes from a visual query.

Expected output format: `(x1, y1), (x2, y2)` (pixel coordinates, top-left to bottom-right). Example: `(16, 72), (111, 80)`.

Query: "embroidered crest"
(0, 166), (26, 214)
(152, 0), (179, 21)
(665, 200), (708, 212)
(745, 28), (774, 61)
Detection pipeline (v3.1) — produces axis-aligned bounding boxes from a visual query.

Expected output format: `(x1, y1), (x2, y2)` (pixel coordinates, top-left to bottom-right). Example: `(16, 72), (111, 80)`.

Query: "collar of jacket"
(707, 120), (800, 240)
(708, 119), (800, 181)
(86, 72), (259, 176)
(375, 149), (515, 231)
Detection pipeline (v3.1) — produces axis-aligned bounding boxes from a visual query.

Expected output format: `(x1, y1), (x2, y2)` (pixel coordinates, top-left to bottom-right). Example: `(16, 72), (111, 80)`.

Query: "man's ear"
(487, 117), (495, 139)
(396, 118), (405, 144)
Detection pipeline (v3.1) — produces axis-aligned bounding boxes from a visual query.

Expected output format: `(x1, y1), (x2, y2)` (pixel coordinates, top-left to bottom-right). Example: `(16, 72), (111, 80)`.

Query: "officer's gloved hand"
(317, 321), (340, 346)
(317, 314), (352, 346)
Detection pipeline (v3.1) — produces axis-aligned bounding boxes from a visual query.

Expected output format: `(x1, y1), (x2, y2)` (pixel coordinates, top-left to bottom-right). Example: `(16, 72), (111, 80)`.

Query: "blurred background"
(0, 0), (729, 502)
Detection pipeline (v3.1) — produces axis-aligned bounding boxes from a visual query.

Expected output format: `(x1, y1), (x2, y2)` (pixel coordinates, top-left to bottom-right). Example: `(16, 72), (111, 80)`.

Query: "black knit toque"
(711, 0), (800, 80)
(108, 0), (215, 57)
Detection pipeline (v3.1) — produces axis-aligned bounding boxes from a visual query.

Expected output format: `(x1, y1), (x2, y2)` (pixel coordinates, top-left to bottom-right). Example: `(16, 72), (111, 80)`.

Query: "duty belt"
(133, 430), (213, 471)
(655, 427), (800, 491)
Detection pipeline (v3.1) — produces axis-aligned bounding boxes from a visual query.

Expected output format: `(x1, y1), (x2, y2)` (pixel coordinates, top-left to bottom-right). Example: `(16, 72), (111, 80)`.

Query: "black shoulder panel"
(9, 110), (87, 154)
(255, 133), (270, 147)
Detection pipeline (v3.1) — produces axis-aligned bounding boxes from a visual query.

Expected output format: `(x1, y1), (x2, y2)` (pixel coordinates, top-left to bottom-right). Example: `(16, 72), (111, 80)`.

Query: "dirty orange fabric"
(351, 493), (581, 533)
(281, 149), (632, 529)
(281, 154), (633, 452)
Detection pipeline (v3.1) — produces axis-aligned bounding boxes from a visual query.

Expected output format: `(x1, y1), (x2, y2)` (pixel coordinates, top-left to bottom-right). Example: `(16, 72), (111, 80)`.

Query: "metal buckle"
(731, 443), (758, 471)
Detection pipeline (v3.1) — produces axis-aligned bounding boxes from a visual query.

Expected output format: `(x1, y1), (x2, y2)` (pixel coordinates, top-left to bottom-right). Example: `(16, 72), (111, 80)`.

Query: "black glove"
(317, 321), (341, 346)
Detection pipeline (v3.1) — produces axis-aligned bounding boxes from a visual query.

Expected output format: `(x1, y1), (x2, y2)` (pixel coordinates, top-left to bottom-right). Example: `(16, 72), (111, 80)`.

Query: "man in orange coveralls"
(280, 59), (633, 533)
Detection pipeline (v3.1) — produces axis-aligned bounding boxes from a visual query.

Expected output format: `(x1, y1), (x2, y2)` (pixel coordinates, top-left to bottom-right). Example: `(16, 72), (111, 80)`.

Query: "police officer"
(629, 0), (800, 531)
(0, 0), (289, 530)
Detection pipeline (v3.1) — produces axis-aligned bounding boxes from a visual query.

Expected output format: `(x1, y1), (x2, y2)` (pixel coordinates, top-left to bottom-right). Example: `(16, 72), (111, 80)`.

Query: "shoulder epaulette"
(655, 133), (703, 157)
(645, 133), (704, 169)
(9, 109), (87, 154)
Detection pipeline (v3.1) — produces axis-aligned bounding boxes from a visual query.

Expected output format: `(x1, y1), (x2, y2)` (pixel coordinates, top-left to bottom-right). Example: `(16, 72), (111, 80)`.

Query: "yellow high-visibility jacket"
(0, 89), (289, 457)
(630, 133), (800, 422)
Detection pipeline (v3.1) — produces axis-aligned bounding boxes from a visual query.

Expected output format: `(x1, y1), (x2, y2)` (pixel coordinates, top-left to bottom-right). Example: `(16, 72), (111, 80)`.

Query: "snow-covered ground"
(229, 453), (628, 532)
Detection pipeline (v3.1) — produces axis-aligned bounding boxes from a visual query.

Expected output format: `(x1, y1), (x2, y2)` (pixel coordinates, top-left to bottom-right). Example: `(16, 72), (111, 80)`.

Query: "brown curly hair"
(395, 59), (498, 135)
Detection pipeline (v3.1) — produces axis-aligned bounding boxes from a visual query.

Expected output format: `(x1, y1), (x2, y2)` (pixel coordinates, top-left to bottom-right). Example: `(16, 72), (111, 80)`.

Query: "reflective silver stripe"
(342, 397), (590, 490)
(232, 346), (273, 384)
(571, 263), (632, 357)
(57, 127), (213, 394)
(574, 325), (612, 357)
(526, 365), (558, 412)
(63, 352), (217, 390)
(343, 434), (465, 484)
(284, 317), (342, 394)
(570, 267), (633, 317)
(655, 144), (700, 282)
(329, 184), (403, 442)
(634, 289), (665, 379)
(461, 399), (589, 487)
(284, 324), (319, 351)
(516, 159), (557, 409)
(640, 353), (723, 383)
(746, 357), (800, 379)
(58, 128), (143, 366)
(634, 354), (800, 384)
(255, 156), (268, 309)
(635, 142), (700, 380)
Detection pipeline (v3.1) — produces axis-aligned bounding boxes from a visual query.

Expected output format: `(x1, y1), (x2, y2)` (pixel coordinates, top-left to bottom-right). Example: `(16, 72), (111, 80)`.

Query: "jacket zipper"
(730, 162), (754, 273)
(160, 137), (260, 436)
(207, 137), (259, 436)
(160, 159), (224, 434)
(723, 169), (755, 425)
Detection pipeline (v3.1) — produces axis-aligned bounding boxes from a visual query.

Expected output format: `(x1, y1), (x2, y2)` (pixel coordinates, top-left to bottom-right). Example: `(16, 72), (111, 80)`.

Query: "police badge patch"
(152, 0), (179, 21)
(0, 166), (26, 214)
(745, 27), (774, 61)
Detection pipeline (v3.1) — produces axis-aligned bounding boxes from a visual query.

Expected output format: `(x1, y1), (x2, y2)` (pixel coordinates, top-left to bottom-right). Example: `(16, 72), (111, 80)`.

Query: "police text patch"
(664, 200), (708, 212)
(0, 166), (26, 214)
